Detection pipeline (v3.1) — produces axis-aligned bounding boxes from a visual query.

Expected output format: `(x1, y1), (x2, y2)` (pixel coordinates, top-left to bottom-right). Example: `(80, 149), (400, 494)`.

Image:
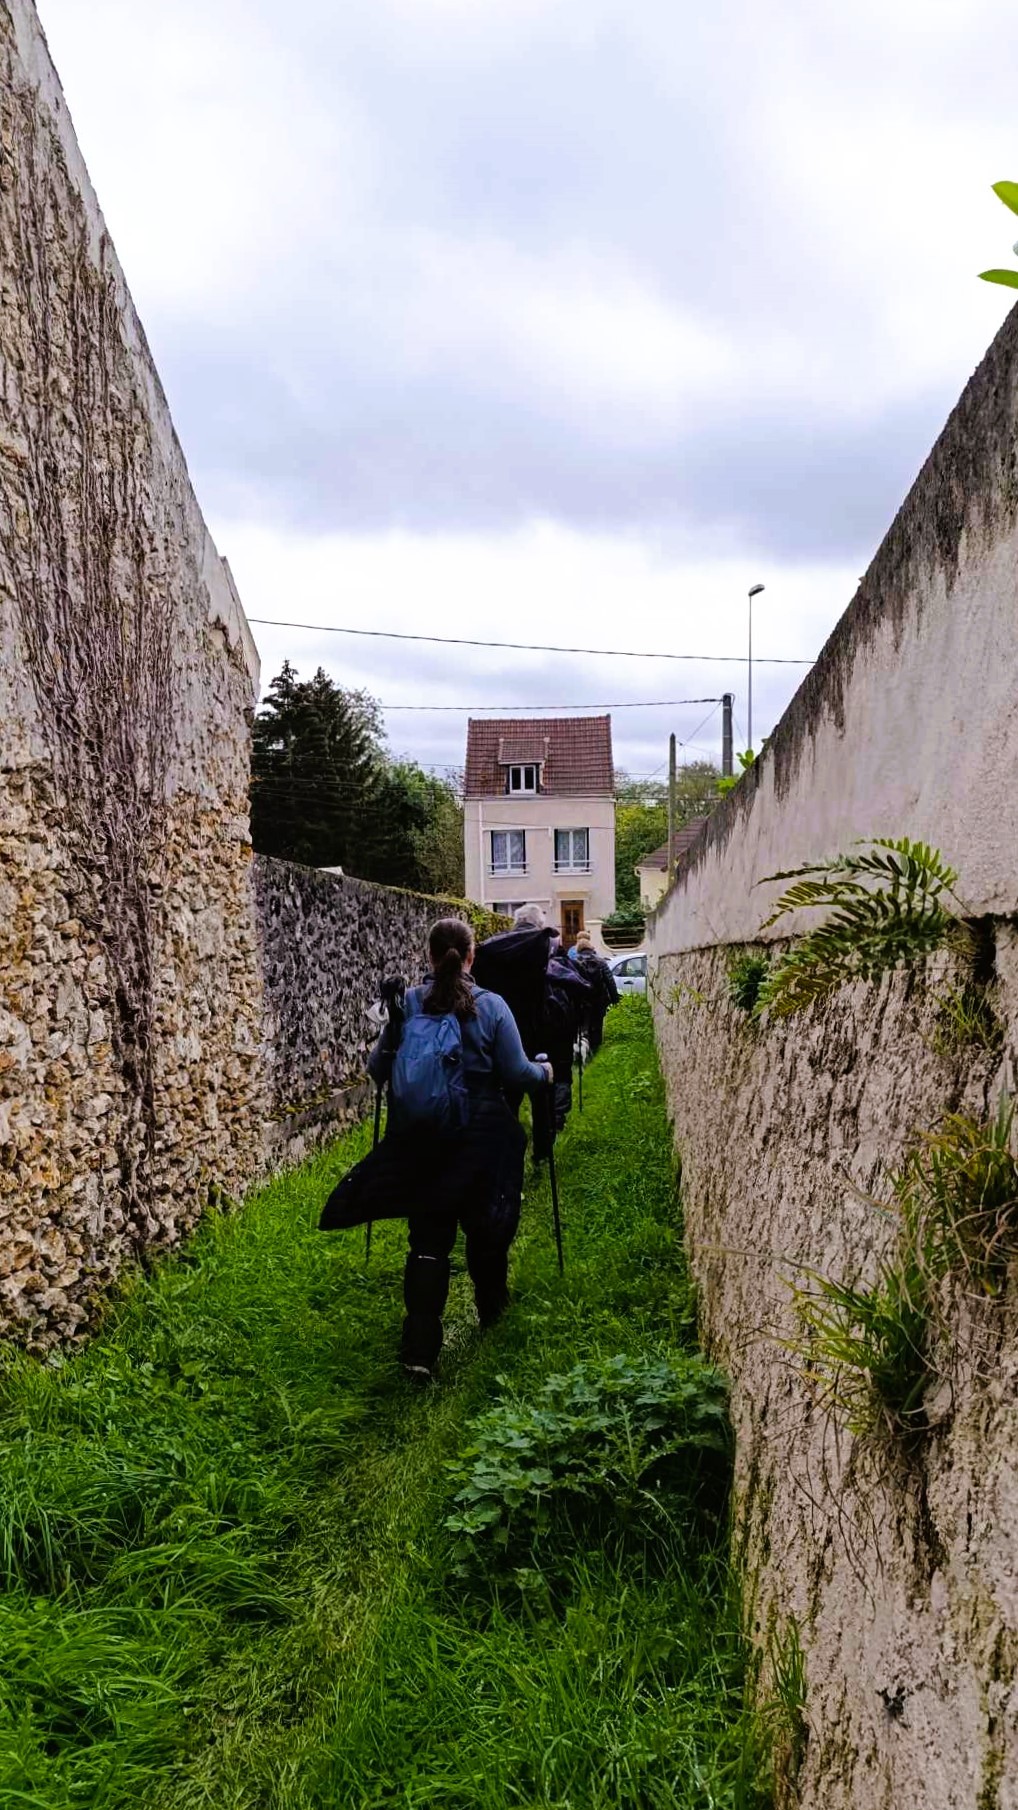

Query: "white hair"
(513, 903), (546, 929)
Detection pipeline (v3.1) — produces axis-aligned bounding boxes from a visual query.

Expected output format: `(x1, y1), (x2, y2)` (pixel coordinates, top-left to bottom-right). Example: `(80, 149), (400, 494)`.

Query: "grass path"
(0, 1001), (770, 1808)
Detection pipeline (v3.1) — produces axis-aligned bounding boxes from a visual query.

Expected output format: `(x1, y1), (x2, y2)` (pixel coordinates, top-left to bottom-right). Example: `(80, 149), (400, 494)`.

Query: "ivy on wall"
(1, 54), (180, 1241)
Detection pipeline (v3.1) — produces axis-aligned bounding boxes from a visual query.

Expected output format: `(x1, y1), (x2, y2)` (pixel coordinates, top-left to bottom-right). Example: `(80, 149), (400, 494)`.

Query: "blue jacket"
(368, 982), (546, 1097)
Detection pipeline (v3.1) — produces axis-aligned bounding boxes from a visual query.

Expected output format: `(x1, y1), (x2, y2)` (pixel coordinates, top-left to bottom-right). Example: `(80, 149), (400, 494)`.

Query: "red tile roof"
(465, 715), (614, 798)
(497, 733), (551, 767)
(637, 818), (710, 871)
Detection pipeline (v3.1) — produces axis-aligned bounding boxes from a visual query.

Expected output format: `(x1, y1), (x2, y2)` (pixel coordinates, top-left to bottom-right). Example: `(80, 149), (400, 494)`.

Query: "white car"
(608, 950), (648, 996)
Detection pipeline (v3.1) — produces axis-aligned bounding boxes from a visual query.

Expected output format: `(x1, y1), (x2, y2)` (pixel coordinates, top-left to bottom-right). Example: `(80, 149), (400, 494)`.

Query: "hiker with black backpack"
(319, 918), (552, 1382)
(472, 905), (591, 1161)
(567, 931), (619, 1055)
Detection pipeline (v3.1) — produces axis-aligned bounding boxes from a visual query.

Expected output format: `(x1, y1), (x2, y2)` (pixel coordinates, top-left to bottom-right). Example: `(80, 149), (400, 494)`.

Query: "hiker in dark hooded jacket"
(567, 931), (619, 1054)
(320, 918), (551, 1381)
(471, 905), (590, 1160)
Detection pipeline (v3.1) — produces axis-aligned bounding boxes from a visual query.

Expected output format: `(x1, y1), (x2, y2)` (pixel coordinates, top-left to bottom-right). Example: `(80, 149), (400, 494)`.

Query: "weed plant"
(0, 999), (773, 1810)
(444, 1350), (730, 1583)
(727, 952), (770, 1014)
(765, 1616), (808, 1807)
(790, 1097), (1018, 1451)
(932, 982), (1004, 1058)
(793, 1237), (932, 1446)
(900, 1097), (1018, 1294)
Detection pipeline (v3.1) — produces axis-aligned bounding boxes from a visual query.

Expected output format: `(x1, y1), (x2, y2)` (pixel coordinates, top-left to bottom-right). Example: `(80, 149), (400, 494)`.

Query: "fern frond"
(754, 837), (964, 1019)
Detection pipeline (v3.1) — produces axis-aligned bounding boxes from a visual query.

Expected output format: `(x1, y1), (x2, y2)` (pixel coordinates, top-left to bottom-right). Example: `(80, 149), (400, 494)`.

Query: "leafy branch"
(753, 838), (969, 1019)
(979, 180), (1018, 290)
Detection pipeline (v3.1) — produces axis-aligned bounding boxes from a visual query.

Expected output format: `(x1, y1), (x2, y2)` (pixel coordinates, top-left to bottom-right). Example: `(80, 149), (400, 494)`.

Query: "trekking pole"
(536, 1056), (565, 1276)
(364, 975), (406, 1266)
(365, 1083), (383, 1264)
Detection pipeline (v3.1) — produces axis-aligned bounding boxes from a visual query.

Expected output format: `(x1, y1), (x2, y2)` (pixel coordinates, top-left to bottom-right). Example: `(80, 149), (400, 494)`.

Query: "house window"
(490, 830), (527, 874)
(554, 828), (590, 872)
(492, 902), (515, 917)
(507, 764), (538, 795)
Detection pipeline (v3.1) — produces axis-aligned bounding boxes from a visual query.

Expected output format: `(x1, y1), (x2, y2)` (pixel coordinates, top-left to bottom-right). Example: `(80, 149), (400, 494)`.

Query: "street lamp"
(747, 583), (765, 754)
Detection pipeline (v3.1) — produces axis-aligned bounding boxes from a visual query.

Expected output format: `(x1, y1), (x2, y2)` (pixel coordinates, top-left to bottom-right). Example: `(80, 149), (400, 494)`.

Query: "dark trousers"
(402, 1195), (521, 1369)
(586, 1009), (606, 1055)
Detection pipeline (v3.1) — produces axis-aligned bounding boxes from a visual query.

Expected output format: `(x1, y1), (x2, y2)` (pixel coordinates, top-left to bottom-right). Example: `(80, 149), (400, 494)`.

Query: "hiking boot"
(475, 1281), (511, 1331)
(401, 1360), (434, 1386)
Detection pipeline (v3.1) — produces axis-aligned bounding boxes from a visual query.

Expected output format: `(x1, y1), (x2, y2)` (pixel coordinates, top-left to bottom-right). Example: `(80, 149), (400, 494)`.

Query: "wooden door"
(561, 900), (584, 948)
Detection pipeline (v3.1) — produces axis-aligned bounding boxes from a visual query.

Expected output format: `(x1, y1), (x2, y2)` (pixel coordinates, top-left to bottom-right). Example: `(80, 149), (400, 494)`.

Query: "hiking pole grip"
(536, 1054), (564, 1276)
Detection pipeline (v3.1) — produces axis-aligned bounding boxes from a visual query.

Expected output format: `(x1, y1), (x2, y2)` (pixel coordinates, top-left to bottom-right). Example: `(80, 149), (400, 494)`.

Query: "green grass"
(0, 999), (770, 1809)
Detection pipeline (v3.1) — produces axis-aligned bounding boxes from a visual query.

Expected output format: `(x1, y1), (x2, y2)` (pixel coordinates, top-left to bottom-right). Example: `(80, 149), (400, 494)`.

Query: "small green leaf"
(979, 269), (1018, 289)
(992, 180), (1018, 217)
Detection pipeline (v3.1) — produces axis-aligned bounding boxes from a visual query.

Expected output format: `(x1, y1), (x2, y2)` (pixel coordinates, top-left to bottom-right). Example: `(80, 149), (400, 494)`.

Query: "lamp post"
(747, 583), (765, 754)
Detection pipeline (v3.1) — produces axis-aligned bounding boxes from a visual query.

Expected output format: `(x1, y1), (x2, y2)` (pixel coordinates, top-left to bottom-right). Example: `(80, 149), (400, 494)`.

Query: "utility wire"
(682, 700), (722, 747)
(379, 696), (720, 712)
(248, 618), (814, 665)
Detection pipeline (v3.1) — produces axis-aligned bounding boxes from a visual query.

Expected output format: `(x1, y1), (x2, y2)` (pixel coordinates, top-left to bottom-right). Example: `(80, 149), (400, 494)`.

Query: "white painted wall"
(637, 862), (668, 910)
(647, 305), (1018, 1810)
(648, 523), (1018, 958)
(464, 792), (615, 933)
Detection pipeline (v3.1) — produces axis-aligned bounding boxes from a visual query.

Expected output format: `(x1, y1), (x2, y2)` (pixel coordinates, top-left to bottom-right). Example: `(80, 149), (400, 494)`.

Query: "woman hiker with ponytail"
(320, 918), (552, 1382)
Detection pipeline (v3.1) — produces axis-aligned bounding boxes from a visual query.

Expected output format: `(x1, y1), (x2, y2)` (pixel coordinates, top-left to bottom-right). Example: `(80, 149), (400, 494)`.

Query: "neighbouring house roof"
(636, 818), (710, 872)
(465, 715), (614, 797)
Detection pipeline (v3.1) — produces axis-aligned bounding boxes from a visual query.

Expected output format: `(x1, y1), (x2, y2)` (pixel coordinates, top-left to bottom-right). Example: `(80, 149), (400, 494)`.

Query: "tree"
(251, 662), (383, 870)
(371, 761), (464, 895)
(614, 800), (668, 910)
(250, 663), (464, 892)
(613, 762), (720, 908)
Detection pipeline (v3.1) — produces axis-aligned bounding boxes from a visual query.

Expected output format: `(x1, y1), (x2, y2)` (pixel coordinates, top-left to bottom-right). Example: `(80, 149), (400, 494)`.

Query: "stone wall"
(0, 0), (264, 1348)
(648, 306), (1018, 1809)
(254, 858), (508, 1164)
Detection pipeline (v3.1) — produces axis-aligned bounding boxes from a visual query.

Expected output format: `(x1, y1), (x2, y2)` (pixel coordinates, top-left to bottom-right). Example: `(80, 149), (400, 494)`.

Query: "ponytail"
(423, 918), (477, 1019)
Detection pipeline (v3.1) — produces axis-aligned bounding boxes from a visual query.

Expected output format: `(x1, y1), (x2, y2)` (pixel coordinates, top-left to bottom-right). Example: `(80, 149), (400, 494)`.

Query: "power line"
(248, 618), (814, 665)
(380, 696), (721, 712)
(683, 700), (722, 747)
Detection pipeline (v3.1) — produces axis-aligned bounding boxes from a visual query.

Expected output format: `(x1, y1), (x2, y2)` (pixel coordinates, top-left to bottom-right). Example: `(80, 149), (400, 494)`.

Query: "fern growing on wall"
(754, 838), (968, 1019)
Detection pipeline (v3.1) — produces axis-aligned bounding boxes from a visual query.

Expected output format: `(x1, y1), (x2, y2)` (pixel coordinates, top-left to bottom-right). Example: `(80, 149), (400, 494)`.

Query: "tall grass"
(0, 1000), (770, 1808)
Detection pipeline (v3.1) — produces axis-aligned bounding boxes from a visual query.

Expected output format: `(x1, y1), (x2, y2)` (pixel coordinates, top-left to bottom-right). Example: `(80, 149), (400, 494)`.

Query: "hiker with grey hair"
(512, 903), (546, 931)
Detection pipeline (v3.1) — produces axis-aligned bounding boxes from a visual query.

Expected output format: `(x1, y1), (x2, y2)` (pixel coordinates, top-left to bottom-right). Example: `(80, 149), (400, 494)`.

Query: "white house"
(463, 716), (616, 947)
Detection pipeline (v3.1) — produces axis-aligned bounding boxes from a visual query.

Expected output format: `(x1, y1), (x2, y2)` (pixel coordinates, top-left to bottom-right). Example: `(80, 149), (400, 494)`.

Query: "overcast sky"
(39, 0), (1018, 779)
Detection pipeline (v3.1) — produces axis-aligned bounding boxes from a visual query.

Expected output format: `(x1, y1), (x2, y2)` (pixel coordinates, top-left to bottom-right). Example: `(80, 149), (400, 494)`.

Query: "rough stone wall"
(0, 0), (264, 1347)
(254, 858), (504, 1164)
(648, 306), (1018, 1809)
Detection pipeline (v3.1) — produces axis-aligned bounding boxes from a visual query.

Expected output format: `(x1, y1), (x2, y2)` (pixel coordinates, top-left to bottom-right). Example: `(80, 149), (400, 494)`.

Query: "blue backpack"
(390, 1009), (471, 1135)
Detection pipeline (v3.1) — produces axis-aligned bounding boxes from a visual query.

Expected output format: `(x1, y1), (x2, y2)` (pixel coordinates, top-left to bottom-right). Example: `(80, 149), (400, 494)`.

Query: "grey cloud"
(160, 316), (949, 562)
(50, 0), (1018, 562)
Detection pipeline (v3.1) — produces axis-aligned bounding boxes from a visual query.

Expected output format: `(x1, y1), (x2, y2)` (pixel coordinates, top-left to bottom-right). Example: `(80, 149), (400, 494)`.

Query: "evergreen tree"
(250, 662), (385, 869)
(250, 663), (464, 892)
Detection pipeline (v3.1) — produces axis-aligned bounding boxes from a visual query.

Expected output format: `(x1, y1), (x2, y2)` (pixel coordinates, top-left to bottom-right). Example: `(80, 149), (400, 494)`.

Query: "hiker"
(472, 906), (590, 1160)
(320, 918), (552, 1382)
(544, 942), (591, 1133)
(567, 931), (619, 1055)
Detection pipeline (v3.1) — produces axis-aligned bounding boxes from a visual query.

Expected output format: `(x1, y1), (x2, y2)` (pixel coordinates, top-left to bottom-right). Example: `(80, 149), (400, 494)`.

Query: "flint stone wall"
(647, 303), (1018, 1809)
(0, 0), (264, 1349)
(254, 858), (503, 1165)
